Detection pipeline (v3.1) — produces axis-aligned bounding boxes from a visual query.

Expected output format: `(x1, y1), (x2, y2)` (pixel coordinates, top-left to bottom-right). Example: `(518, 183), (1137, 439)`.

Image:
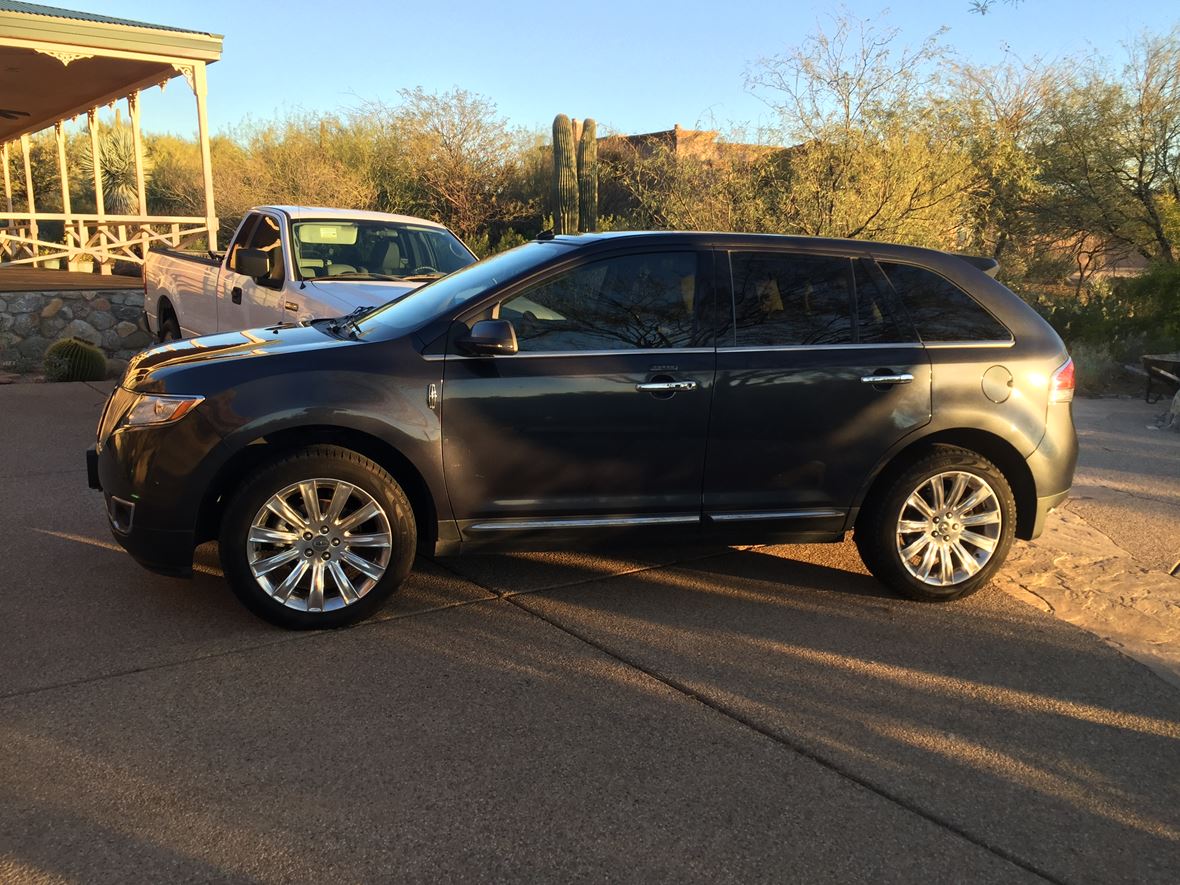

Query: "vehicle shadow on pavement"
(499, 544), (1180, 883)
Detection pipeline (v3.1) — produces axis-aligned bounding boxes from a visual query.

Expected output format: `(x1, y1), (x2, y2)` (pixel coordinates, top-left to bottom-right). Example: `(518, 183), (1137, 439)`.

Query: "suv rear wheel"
(219, 445), (416, 628)
(855, 447), (1016, 602)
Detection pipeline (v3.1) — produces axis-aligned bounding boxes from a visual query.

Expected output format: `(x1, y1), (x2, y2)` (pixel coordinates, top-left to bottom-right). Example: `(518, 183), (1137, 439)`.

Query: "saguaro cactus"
(552, 114), (579, 234)
(577, 118), (598, 233)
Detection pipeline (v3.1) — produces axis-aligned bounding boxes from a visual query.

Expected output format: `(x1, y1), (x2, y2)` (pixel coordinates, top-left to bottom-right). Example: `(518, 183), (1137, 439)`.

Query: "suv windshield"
(292, 219), (474, 282)
(354, 241), (572, 339)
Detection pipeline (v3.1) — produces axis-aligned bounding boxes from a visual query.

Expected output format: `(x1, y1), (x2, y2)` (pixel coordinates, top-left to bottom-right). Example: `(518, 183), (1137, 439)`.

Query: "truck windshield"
(354, 242), (571, 339)
(291, 220), (474, 282)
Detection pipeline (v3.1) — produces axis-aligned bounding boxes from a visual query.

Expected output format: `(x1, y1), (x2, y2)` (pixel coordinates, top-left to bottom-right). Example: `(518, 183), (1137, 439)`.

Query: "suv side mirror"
(233, 247), (271, 279)
(456, 319), (518, 356)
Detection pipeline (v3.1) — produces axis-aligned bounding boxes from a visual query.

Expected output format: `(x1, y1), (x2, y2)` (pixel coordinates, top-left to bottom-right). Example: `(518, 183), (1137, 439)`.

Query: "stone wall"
(0, 289), (153, 372)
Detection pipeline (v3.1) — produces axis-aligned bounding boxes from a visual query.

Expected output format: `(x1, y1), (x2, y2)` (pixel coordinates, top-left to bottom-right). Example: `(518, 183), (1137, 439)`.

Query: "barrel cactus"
(552, 114), (579, 234)
(577, 118), (598, 233)
(43, 337), (107, 382)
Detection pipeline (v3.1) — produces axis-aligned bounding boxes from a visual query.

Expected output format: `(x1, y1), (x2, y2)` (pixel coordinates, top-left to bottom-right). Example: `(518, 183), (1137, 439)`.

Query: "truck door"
(217, 213), (287, 332)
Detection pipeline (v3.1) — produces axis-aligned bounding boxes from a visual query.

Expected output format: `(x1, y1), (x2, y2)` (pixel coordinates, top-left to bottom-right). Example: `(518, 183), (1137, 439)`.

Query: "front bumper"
(88, 390), (219, 578)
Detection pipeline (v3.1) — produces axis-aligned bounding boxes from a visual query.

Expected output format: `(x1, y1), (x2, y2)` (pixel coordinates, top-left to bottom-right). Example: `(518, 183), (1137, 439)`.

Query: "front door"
(217, 213), (286, 332)
(441, 249), (718, 542)
(703, 251), (931, 536)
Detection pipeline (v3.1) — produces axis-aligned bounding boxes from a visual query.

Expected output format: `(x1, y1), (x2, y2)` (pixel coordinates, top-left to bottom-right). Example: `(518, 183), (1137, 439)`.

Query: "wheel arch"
(853, 428), (1038, 540)
(196, 425), (439, 553)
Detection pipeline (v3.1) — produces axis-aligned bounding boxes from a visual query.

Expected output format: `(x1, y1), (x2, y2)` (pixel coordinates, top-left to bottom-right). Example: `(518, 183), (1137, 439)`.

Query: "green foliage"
(1067, 342), (1123, 395)
(551, 115), (579, 234)
(43, 337), (107, 383)
(577, 119), (598, 232)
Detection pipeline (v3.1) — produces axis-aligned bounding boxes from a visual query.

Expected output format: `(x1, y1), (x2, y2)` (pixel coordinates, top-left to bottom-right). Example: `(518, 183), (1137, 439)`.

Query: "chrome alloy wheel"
(895, 470), (1003, 587)
(247, 478), (393, 612)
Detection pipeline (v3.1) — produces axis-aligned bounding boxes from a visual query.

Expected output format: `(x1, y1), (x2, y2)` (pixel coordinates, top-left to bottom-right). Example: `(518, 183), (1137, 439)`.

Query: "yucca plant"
(80, 116), (148, 215)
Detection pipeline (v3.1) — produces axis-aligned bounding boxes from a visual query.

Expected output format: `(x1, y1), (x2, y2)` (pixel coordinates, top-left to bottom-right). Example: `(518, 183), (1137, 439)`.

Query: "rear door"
(441, 248), (720, 542)
(703, 250), (931, 536)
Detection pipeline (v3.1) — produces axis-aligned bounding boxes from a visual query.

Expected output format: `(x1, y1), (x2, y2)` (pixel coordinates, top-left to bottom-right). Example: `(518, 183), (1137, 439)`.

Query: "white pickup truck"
(143, 206), (476, 340)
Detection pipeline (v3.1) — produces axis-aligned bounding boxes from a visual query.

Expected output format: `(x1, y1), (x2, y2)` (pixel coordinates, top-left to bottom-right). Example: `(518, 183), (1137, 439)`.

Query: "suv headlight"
(124, 393), (205, 427)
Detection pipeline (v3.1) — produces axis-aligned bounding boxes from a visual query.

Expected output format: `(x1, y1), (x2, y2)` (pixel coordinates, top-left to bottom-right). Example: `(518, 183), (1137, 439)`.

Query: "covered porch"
(0, 2), (223, 274)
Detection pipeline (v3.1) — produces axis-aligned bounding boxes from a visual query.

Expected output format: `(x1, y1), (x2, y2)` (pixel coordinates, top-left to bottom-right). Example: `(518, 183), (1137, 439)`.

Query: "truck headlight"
(124, 393), (204, 427)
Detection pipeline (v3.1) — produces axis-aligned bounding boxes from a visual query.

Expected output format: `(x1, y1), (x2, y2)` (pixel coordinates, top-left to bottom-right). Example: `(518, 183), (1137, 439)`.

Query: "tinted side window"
(854, 259), (916, 343)
(878, 261), (1011, 342)
(731, 253), (853, 346)
(500, 252), (703, 352)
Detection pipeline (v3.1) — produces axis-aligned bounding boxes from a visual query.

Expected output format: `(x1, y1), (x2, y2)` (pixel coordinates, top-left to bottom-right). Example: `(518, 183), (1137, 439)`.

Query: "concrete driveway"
(1, 383), (1178, 883)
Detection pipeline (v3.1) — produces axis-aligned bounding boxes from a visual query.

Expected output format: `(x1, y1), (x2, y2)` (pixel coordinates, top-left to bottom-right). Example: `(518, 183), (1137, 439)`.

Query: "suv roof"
(542, 231), (997, 275)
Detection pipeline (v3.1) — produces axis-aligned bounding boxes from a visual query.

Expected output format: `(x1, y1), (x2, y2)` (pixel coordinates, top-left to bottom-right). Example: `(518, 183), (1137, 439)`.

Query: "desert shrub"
(1068, 341), (1124, 395)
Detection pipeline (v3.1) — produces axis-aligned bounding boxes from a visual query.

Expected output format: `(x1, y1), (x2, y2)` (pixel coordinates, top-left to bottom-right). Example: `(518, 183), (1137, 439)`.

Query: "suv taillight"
(1050, 357), (1075, 403)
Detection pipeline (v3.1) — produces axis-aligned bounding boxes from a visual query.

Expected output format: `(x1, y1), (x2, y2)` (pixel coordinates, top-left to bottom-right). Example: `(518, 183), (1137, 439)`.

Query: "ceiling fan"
(0, 108), (30, 120)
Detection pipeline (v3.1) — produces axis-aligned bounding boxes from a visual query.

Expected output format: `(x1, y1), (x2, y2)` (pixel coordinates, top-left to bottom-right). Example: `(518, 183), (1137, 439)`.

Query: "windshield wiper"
(323, 304), (375, 340)
(399, 273), (444, 282)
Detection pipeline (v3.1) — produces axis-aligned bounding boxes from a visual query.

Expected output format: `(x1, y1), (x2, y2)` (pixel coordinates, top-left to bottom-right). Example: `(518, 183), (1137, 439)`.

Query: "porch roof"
(0, 1), (223, 141)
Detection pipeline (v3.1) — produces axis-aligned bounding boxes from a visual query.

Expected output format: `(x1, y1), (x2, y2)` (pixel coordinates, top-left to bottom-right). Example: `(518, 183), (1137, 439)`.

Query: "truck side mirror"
(233, 248), (271, 279)
(456, 319), (518, 356)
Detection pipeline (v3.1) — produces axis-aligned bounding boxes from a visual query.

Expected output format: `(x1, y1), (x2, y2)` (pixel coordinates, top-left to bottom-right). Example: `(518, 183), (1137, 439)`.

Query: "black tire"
(218, 445), (416, 628)
(854, 446), (1016, 602)
(158, 310), (181, 342)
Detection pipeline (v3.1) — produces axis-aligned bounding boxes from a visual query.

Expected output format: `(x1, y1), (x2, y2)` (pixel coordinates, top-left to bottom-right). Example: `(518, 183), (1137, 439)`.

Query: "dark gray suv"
(88, 232), (1078, 628)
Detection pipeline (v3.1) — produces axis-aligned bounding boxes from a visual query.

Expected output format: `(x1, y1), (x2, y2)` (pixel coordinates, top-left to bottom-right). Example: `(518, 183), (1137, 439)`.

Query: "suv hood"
(124, 323), (351, 391)
(307, 278), (422, 311)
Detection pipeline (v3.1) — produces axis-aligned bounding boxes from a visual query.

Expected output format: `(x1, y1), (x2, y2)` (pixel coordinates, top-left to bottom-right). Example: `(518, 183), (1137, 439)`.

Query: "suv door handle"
(231, 286), (243, 304)
(636, 380), (697, 392)
(860, 373), (913, 385)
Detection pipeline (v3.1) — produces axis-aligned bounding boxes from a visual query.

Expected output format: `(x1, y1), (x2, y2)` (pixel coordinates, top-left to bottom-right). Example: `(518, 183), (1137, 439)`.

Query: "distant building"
(598, 124), (775, 166)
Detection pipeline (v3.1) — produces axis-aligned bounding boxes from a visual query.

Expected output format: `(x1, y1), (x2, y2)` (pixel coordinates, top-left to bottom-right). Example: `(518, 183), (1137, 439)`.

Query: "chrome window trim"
(717, 343), (920, 353)
(924, 340), (1015, 349)
(435, 347), (716, 361)
(708, 509), (845, 522)
(467, 514), (700, 532)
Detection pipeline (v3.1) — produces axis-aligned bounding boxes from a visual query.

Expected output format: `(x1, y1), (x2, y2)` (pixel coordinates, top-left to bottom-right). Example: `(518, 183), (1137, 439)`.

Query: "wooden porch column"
(20, 134), (38, 265)
(55, 122), (74, 263)
(87, 109), (110, 274)
(128, 91), (149, 260)
(193, 61), (218, 251)
(2, 142), (11, 215)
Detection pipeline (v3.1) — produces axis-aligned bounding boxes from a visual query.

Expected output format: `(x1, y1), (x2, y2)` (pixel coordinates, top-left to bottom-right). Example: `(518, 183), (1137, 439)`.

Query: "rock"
(17, 336), (49, 358)
(60, 319), (102, 347)
(13, 312), (38, 337)
(90, 313), (114, 332)
(114, 320), (139, 338)
(121, 330), (152, 350)
(40, 297), (64, 318)
(0, 314), (12, 333)
(7, 293), (43, 313)
(112, 304), (142, 322)
(1167, 390), (1180, 432)
(39, 316), (67, 337)
(91, 297), (111, 311)
(0, 348), (21, 368)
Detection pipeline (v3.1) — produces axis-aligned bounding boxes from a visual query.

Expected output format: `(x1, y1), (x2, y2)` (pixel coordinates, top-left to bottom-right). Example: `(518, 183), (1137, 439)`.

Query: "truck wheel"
(219, 445), (416, 628)
(854, 447), (1015, 602)
(159, 313), (181, 342)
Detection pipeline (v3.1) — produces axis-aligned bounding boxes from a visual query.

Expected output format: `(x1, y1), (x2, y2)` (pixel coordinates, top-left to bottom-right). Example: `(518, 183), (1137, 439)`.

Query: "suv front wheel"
(219, 445), (416, 628)
(855, 447), (1016, 602)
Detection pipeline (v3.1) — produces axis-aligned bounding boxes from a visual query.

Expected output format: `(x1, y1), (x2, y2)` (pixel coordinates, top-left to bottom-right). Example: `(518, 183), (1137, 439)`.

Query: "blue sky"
(86, 0), (1179, 138)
